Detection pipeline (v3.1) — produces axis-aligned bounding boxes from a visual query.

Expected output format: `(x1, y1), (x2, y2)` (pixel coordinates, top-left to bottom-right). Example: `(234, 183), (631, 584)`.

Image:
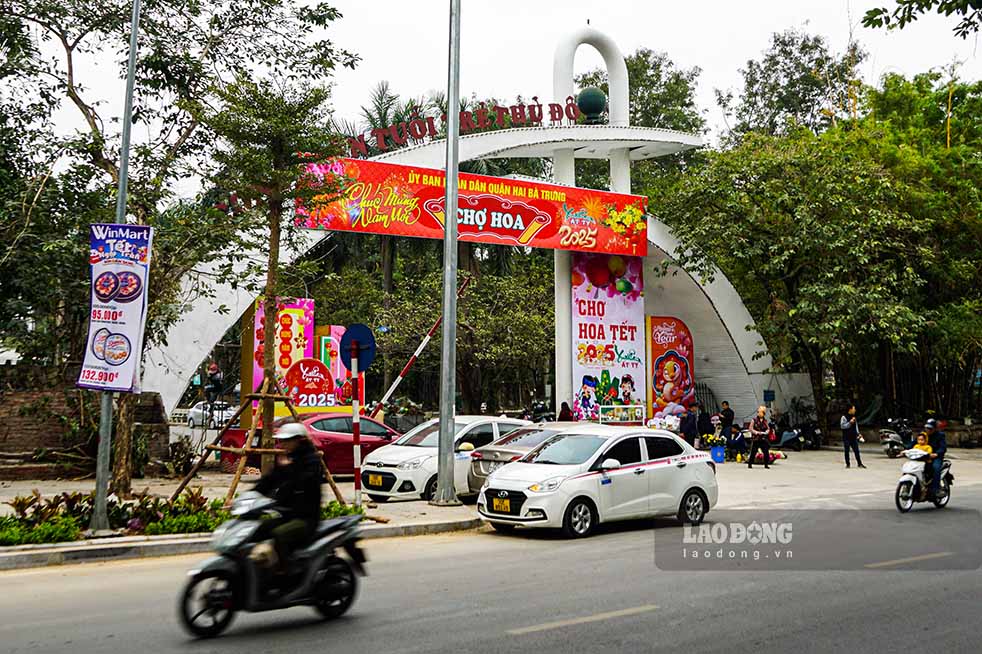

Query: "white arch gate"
(144, 27), (805, 417)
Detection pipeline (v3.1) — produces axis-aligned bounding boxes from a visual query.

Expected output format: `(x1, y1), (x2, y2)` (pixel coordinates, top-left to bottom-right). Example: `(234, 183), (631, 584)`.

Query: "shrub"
(0, 489), (363, 545)
(24, 516), (81, 544)
(0, 517), (29, 546)
(144, 511), (229, 536)
(0, 515), (80, 546)
(321, 501), (364, 520)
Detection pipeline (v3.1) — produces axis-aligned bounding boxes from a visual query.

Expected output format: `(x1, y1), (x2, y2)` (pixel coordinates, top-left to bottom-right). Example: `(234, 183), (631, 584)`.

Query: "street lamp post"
(432, 0), (462, 506)
(90, 0), (142, 532)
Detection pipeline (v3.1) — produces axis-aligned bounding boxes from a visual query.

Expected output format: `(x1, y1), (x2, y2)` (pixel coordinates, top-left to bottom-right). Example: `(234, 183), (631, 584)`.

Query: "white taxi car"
(361, 416), (529, 501)
(477, 424), (718, 537)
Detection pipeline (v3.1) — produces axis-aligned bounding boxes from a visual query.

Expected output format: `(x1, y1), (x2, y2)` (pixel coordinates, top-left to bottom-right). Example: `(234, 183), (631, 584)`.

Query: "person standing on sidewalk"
(680, 403), (699, 446)
(720, 401), (735, 441)
(748, 405), (770, 469)
(840, 404), (866, 468)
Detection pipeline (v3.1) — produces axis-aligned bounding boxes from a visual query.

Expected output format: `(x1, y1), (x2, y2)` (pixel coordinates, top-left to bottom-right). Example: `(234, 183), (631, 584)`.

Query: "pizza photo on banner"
(297, 158), (648, 257)
(77, 224), (153, 393)
(646, 316), (696, 421)
(570, 253), (646, 421)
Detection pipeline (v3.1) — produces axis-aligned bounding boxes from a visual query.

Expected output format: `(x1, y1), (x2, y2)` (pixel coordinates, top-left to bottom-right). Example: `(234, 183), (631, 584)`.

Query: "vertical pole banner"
(77, 224), (153, 392)
(252, 297), (314, 418)
(645, 316), (696, 421)
(570, 253), (645, 421)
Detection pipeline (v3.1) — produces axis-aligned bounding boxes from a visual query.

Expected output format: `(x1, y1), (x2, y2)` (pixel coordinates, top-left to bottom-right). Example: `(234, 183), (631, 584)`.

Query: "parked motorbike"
(777, 428), (803, 451)
(894, 449), (953, 513)
(530, 400), (555, 423)
(880, 418), (914, 458)
(178, 491), (366, 638)
(794, 421), (823, 450)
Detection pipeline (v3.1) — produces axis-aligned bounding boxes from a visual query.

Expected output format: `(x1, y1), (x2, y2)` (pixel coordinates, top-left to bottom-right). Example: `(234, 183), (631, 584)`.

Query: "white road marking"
(864, 552), (954, 569)
(507, 604), (659, 635)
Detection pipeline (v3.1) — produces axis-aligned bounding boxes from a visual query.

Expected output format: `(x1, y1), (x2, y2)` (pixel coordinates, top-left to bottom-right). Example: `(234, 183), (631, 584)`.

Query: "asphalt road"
(3, 485), (981, 654)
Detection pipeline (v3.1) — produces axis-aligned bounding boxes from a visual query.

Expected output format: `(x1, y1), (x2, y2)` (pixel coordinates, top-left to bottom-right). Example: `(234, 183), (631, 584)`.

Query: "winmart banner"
(298, 158), (648, 257)
(77, 224), (153, 393)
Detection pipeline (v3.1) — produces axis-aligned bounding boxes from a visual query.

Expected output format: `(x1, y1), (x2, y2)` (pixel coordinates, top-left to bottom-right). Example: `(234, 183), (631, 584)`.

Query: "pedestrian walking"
(840, 404), (866, 468)
(748, 405), (770, 469)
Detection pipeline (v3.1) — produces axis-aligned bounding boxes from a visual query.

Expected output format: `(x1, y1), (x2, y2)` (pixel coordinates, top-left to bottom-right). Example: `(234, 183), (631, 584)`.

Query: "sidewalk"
(0, 471), (445, 517)
(714, 445), (982, 508)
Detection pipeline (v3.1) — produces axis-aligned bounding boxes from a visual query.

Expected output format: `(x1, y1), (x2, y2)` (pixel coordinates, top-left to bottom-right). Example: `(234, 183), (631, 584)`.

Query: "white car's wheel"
(678, 489), (707, 525)
(187, 417), (195, 429)
(562, 498), (596, 538)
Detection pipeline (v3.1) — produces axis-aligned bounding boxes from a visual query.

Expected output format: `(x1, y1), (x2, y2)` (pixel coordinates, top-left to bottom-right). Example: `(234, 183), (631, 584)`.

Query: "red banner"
(298, 158), (648, 256)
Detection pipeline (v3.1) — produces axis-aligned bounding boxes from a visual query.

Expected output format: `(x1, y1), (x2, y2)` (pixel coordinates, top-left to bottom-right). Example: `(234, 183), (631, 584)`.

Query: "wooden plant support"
(169, 377), (347, 507)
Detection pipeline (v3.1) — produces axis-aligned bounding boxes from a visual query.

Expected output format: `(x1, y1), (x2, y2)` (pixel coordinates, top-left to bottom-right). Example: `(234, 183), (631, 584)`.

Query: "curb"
(0, 517), (483, 571)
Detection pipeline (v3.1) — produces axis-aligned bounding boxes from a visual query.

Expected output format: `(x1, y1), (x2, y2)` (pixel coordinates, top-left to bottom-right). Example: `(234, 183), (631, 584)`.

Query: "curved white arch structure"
(373, 125), (701, 167)
(144, 26), (808, 418)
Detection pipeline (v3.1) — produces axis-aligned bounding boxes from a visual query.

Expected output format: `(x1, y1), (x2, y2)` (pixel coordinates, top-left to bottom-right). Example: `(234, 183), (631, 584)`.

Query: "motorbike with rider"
(179, 422), (365, 637)
(894, 419), (954, 512)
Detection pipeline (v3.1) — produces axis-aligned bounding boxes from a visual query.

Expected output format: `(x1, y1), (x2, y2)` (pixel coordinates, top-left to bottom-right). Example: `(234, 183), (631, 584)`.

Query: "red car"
(234, 412), (401, 475)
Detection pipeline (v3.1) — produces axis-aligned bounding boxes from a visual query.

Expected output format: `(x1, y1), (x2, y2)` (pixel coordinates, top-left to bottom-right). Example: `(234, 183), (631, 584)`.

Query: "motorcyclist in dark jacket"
(253, 422), (322, 566)
(923, 419), (947, 495)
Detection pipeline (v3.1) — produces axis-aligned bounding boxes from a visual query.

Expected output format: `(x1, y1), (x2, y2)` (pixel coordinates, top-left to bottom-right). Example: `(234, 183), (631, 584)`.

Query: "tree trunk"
(261, 199), (282, 474)
(111, 393), (136, 499)
(805, 347), (829, 443)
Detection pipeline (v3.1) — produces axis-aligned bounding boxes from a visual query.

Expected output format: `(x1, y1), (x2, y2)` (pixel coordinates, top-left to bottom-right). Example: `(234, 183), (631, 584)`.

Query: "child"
(912, 432), (933, 497)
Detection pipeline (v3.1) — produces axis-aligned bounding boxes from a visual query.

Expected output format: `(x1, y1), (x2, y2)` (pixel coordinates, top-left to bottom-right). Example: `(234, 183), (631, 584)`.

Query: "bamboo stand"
(169, 378), (346, 507)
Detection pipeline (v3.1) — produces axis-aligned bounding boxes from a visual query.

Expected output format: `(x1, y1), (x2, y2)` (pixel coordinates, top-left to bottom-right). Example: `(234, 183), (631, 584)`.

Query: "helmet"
(274, 422), (308, 440)
(925, 418), (937, 428)
(923, 422), (934, 431)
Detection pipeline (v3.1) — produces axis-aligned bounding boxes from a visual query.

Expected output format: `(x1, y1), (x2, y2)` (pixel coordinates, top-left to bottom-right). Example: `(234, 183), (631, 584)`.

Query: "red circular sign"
(284, 358), (335, 407)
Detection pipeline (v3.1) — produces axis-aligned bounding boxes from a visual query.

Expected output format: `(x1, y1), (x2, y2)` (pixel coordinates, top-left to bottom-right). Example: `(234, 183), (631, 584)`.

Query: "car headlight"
(527, 476), (566, 493)
(398, 455), (431, 470)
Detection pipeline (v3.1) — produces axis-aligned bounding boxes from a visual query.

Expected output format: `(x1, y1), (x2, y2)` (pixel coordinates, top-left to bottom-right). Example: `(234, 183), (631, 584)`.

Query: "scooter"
(894, 449), (954, 513)
(880, 417), (914, 458)
(777, 428), (803, 451)
(794, 421), (822, 450)
(178, 491), (367, 638)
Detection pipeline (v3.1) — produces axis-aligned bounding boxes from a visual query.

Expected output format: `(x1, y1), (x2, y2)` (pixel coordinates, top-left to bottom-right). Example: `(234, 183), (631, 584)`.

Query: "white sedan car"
(361, 416), (529, 501)
(187, 401), (237, 429)
(477, 424), (718, 538)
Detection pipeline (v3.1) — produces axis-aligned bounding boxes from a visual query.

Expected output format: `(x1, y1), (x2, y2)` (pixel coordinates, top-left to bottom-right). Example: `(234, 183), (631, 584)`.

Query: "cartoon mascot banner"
(646, 316), (696, 421)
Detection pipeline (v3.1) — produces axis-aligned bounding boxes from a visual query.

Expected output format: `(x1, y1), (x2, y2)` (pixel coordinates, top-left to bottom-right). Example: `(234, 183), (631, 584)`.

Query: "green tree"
(2, 0), (357, 494)
(863, 1), (982, 38)
(854, 72), (982, 415)
(575, 48), (706, 191)
(718, 29), (864, 138)
(196, 77), (348, 471)
(655, 128), (928, 429)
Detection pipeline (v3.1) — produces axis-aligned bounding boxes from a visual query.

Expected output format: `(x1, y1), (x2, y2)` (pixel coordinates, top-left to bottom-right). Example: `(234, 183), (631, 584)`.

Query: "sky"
(45, 0), (981, 180)
(321, 0), (980, 137)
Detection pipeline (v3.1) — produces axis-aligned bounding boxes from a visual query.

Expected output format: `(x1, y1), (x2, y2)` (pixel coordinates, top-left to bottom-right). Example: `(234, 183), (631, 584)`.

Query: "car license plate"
(368, 474), (382, 486)
(492, 497), (510, 513)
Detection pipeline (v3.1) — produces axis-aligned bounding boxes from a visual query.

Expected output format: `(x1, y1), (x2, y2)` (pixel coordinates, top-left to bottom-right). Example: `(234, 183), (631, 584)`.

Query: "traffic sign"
(340, 323), (377, 371)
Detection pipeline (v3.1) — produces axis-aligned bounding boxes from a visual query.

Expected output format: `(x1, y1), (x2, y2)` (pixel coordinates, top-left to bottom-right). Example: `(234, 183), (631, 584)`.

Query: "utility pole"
(90, 0), (142, 532)
(432, 0), (462, 506)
